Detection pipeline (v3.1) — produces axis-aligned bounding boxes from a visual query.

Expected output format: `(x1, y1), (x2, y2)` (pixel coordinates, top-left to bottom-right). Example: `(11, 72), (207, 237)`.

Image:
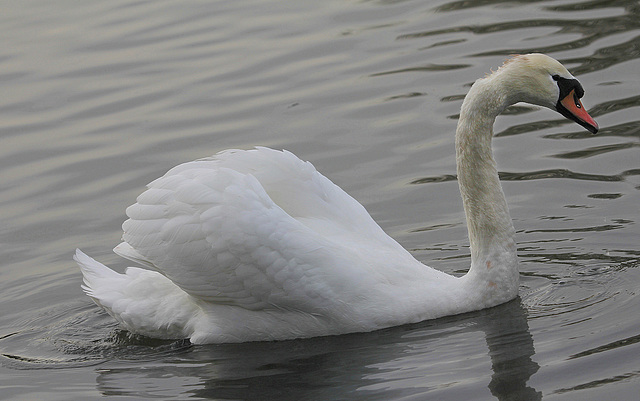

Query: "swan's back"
(116, 148), (428, 323)
(194, 147), (380, 235)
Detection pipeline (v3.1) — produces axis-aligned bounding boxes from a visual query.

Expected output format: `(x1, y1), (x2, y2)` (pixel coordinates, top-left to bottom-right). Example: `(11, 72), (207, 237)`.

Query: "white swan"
(75, 54), (598, 343)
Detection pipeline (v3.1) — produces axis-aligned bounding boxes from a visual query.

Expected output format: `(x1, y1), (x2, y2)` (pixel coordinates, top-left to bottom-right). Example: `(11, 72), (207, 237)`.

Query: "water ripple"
(1, 0), (639, 399)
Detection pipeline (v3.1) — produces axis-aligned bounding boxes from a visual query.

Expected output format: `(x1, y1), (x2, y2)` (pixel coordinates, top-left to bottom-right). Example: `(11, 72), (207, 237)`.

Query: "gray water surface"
(1, 0), (639, 400)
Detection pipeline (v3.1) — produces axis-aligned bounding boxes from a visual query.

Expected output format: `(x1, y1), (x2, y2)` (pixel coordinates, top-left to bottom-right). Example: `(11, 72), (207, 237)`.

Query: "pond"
(1, 0), (639, 399)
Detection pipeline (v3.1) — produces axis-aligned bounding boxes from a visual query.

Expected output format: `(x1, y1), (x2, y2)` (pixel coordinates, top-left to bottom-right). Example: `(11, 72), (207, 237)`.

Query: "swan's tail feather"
(74, 249), (123, 298)
(74, 249), (199, 340)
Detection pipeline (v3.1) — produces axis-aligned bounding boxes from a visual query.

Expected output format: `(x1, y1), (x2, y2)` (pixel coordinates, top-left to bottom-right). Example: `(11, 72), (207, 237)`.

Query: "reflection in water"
(483, 303), (541, 401)
(89, 301), (540, 400)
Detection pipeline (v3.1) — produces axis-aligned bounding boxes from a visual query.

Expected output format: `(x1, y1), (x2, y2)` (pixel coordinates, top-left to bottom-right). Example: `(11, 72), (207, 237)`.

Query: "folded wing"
(116, 148), (401, 314)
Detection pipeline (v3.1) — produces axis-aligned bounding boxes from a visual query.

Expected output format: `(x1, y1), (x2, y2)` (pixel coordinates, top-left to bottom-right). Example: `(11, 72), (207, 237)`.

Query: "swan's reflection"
(484, 302), (541, 400)
(91, 300), (540, 400)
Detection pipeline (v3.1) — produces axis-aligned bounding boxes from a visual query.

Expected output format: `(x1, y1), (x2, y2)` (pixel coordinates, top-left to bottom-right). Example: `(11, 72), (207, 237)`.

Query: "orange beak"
(558, 89), (598, 134)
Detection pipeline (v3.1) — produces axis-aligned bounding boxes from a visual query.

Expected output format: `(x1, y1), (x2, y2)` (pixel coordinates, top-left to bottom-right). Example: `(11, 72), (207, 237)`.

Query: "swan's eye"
(552, 74), (560, 81)
(573, 92), (581, 109)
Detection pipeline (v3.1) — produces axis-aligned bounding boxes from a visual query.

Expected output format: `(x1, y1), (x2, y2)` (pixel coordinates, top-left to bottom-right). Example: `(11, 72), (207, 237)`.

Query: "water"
(1, 0), (638, 399)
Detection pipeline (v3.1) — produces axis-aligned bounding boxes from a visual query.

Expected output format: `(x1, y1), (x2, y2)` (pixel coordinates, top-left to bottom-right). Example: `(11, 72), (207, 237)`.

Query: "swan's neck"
(455, 77), (518, 299)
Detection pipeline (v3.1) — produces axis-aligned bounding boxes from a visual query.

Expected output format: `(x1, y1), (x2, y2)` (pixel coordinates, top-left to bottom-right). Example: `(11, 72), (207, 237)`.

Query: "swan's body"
(75, 54), (598, 343)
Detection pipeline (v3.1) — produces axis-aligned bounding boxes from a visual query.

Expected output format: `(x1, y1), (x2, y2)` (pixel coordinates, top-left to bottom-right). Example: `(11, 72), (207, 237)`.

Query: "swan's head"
(494, 54), (599, 134)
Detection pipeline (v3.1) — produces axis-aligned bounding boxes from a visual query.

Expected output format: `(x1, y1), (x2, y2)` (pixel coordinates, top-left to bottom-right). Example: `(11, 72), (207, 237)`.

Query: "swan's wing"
(117, 148), (397, 313)
(199, 147), (387, 236)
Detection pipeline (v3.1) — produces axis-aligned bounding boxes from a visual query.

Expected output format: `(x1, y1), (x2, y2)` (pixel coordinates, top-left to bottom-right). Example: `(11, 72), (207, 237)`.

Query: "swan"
(75, 54), (598, 343)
